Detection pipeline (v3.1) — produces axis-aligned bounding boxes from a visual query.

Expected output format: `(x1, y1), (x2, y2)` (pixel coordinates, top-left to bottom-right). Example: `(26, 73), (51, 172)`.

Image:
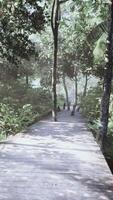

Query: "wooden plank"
(0, 110), (113, 200)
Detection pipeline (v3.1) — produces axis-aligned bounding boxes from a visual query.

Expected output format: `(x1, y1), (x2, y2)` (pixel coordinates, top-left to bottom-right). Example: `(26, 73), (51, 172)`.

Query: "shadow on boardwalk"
(0, 110), (113, 200)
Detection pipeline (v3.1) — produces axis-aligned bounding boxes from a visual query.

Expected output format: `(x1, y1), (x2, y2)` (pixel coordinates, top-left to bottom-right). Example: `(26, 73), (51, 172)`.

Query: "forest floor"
(0, 110), (113, 200)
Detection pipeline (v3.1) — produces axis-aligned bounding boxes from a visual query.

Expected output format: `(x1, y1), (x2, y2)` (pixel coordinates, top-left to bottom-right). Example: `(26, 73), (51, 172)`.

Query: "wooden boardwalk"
(0, 110), (113, 200)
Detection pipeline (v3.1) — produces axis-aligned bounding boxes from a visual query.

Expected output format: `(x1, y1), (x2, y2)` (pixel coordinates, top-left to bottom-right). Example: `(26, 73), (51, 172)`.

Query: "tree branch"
(51, 0), (56, 34)
(59, 0), (68, 4)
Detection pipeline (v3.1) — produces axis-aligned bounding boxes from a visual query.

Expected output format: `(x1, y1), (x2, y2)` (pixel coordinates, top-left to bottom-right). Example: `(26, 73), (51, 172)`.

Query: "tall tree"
(99, 1), (113, 150)
(83, 74), (88, 97)
(62, 71), (69, 110)
(51, 0), (60, 121)
(74, 66), (78, 107)
(0, 0), (45, 80)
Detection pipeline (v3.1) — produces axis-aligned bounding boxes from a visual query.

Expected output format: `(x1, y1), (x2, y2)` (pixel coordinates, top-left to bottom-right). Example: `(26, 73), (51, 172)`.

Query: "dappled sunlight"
(0, 0), (113, 199)
(0, 111), (113, 199)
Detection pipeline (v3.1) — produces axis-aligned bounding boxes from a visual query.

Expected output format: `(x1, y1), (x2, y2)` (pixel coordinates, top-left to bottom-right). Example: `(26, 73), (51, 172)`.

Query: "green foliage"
(18, 104), (37, 126)
(0, 0), (46, 81)
(93, 33), (107, 63)
(0, 103), (19, 136)
(0, 81), (52, 139)
(0, 81), (52, 110)
(80, 85), (102, 121)
(87, 119), (101, 136)
(57, 94), (65, 107)
(0, 103), (35, 137)
(80, 88), (113, 138)
(108, 95), (113, 135)
(0, 0), (110, 140)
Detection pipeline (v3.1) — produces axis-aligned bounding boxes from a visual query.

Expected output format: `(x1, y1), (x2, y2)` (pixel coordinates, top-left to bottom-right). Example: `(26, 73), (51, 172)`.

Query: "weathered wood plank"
(0, 110), (113, 200)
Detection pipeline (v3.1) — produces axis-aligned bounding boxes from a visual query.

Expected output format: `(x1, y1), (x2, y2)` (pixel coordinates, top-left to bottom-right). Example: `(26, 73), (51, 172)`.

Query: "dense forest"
(0, 0), (113, 163)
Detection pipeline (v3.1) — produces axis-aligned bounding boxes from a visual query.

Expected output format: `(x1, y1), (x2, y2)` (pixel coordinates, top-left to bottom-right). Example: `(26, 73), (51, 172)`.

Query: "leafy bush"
(108, 95), (113, 135)
(18, 104), (38, 126)
(80, 85), (102, 137)
(80, 86), (113, 137)
(0, 81), (52, 139)
(0, 103), (20, 136)
(0, 82), (52, 114)
(0, 103), (37, 137)
(80, 85), (102, 122)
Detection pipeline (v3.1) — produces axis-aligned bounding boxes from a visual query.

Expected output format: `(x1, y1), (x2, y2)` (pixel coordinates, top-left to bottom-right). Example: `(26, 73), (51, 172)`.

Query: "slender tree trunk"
(26, 74), (29, 86)
(62, 72), (69, 110)
(71, 66), (78, 115)
(52, 33), (58, 121)
(99, 2), (113, 150)
(83, 74), (88, 97)
(74, 75), (78, 107)
(72, 74), (78, 115)
(51, 0), (59, 121)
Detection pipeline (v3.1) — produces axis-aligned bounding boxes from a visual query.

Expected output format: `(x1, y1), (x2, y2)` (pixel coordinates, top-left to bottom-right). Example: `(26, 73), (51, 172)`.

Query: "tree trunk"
(83, 74), (88, 97)
(51, 0), (59, 121)
(72, 74), (78, 115)
(62, 72), (69, 110)
(26, 74), (29, 86)
(52, 28), (58, 121)
(99, 2), (113, 150)
(74, 75), (78, 107)
(71, 66), (78, 115)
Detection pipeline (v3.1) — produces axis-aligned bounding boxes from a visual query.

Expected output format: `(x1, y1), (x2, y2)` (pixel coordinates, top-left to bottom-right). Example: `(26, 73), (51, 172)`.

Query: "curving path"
(0, 110), (113, 200)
